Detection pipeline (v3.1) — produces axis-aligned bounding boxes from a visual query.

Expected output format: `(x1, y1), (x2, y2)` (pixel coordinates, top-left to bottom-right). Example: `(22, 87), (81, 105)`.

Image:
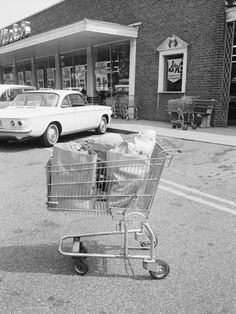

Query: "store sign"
(0, 21), (31, 47)
(167, 58), (183, 83)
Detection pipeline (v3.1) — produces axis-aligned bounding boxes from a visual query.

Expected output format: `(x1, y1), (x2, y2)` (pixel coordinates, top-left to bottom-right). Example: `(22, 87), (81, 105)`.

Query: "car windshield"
(11, 92), (59, 107)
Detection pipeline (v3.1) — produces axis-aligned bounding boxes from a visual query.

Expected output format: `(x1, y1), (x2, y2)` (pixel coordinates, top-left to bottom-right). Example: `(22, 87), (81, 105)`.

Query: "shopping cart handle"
(164, 149), (182, 167)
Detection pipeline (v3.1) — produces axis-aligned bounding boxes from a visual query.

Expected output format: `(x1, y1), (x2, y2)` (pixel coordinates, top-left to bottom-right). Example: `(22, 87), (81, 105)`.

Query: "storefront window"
(17, 61), (32, 85)
(36, 56), (55, 89)
(157, 35), (188, 93)
(164, 54), (183, 92)
(60, 50), (87, 90)
(94, 42), (130, 105)
(2, 65), (14, 84)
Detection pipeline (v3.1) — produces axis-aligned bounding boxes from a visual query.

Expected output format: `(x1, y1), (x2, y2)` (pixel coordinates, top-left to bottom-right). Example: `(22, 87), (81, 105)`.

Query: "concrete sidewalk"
(108, 119), (236, 147)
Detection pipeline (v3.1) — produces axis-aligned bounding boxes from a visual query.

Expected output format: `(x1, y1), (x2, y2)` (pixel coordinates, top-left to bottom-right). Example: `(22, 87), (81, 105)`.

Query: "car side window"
(8, 89), (22, 101)
(61, 96), (70, 108)
(68, 94), (85, 107)
(0, 92), (7, 102)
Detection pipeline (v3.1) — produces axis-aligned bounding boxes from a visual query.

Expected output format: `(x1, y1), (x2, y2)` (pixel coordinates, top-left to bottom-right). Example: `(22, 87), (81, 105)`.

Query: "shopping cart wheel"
(192, 124), (197, 130)
(171, 123), (176, 128)
(182, 124), (188, 130)
(149, 259), (170, 280)
(73, 258), (89, 276)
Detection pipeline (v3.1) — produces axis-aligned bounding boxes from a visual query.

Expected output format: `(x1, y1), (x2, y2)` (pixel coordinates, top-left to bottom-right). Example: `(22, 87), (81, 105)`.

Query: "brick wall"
(15, 0), (226, 125)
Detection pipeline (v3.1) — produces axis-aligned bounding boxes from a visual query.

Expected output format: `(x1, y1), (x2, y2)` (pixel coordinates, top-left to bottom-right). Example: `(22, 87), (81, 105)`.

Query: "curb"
(107, 128), (137, 135)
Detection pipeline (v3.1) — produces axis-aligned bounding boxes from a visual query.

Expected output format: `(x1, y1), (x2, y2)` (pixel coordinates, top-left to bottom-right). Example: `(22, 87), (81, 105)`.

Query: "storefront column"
(129, 39), (136, 96)
(31, 58), (37, 88)
(13, 61), (18, 84)
(0, 66), (3, 84)
(128, 38), (137, 118)
(55, 53), (62, 89)
(87, 46), (96, 98)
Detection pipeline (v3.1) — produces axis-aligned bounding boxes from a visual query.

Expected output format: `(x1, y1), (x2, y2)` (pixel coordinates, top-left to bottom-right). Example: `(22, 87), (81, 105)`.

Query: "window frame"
(61, 95), (71, 108)
(158, 47), (187, 93)
(68, 94), (85, 107)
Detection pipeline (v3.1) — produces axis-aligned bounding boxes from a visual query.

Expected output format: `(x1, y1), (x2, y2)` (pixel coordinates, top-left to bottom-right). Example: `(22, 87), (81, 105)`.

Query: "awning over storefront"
(0, 19), (138, 65)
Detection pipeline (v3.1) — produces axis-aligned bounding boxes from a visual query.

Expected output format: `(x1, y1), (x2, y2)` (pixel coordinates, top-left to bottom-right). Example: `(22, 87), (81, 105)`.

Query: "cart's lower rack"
(58, 217), (170, 279)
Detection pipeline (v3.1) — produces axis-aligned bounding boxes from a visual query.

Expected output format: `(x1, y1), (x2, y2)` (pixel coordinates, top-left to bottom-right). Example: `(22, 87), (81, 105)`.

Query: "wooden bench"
(193, 99), (215, 127)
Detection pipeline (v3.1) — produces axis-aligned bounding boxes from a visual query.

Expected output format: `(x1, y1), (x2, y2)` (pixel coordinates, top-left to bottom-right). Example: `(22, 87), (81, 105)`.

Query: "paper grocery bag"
(48, 142), (97, 210)
(105, 150), (150, 210)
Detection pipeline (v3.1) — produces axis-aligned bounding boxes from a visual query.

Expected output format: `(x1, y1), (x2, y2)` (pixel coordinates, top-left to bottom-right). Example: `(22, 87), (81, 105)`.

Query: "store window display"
(16, 62), (32, 85)
(94, 42), (130, 106)
(60, 51), (87, 90)
(2, 66), (14, 84)
(157, 35), (188, 94)
(165, 54), (183, 92)
(36, 56), (55, 89)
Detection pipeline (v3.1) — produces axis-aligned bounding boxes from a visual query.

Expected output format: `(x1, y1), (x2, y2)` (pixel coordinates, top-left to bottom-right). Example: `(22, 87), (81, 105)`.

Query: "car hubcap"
(48, 125), (58, 144)
(100, 118), (107, 133)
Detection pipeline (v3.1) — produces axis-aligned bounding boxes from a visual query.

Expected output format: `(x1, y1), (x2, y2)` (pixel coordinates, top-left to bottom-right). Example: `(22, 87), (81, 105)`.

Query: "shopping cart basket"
(46, 141), (179, 279)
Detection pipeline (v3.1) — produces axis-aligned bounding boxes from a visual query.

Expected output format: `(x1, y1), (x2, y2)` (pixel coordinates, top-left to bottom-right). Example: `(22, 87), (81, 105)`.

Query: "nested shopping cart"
(46, 141), (179, 279)
(168, 97), (198, 130)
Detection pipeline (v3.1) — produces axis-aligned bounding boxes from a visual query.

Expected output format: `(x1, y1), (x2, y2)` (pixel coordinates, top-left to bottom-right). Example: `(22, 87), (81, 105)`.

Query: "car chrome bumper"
(0, 129), (32, 140)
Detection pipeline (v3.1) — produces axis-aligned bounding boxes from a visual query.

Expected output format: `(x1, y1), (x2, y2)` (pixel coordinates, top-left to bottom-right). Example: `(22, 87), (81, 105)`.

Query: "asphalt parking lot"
(0, 129), (235, 314)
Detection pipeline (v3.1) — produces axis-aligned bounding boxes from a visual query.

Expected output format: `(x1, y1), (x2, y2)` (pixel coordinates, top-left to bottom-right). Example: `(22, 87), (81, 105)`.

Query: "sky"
(0, 0), (62, 28)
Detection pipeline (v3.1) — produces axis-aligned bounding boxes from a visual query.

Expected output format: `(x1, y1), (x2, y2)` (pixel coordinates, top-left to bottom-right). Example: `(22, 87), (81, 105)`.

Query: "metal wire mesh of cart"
(46, 142), (167, 217)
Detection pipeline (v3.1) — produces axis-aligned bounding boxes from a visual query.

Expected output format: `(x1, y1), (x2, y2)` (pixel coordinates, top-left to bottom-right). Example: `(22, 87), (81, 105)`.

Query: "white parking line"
(159, 185), (236, 216)
(161, 179), (236, 207)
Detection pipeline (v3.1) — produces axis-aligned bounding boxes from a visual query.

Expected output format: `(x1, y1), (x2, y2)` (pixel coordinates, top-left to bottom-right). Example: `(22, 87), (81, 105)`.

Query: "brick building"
(0, 0), (235, 126)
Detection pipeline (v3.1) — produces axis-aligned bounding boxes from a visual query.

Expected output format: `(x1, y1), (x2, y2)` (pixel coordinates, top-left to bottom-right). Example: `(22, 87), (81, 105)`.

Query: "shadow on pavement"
(0, 242), (148, 280)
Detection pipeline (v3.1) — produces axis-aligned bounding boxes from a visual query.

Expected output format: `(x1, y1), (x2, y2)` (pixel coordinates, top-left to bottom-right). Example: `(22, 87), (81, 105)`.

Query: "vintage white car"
(0, 84), (36, 108)
(0, 89), (112, 146)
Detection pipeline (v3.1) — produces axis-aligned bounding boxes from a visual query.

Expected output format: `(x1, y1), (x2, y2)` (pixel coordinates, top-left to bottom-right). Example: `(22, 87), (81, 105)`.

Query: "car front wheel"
(41, 123), (59, 147)
(96, 116), (107, 134)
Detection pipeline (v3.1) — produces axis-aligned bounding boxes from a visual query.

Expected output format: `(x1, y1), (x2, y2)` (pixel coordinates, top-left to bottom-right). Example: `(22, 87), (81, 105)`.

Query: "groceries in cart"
(168, 96), (198, 130)
(46, 130), (180, 279)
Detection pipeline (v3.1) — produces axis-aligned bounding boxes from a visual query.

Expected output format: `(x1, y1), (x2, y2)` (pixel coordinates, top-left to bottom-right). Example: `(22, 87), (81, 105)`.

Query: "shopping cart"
(168, 97), (198, 130)
(111, 94), (139, 120)
(46, 141), (179, 279)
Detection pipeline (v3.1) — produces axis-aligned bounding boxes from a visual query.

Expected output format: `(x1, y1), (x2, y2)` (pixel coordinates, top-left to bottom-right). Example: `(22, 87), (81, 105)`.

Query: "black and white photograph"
(0, 1), (235, 313)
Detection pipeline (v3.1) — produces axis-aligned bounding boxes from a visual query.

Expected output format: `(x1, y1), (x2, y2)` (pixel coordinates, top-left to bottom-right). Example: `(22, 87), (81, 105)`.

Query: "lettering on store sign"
(0, 21), (31, 47)
(167, 58), (183, 83)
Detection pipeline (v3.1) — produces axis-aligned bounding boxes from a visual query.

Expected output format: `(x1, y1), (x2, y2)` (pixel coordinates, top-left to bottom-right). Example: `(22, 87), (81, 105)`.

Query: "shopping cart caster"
(72, 238), (89, 276)
(182, 124), (188, 130)
(192, 124), (197, 130)
(140, 234), (158, 248)
(73, 258), (89, 276)
(171, 123), (176, 128)
(72, 238), (88, 257)
(143, 259), (170, 279)
(80, 242), (88, 254)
